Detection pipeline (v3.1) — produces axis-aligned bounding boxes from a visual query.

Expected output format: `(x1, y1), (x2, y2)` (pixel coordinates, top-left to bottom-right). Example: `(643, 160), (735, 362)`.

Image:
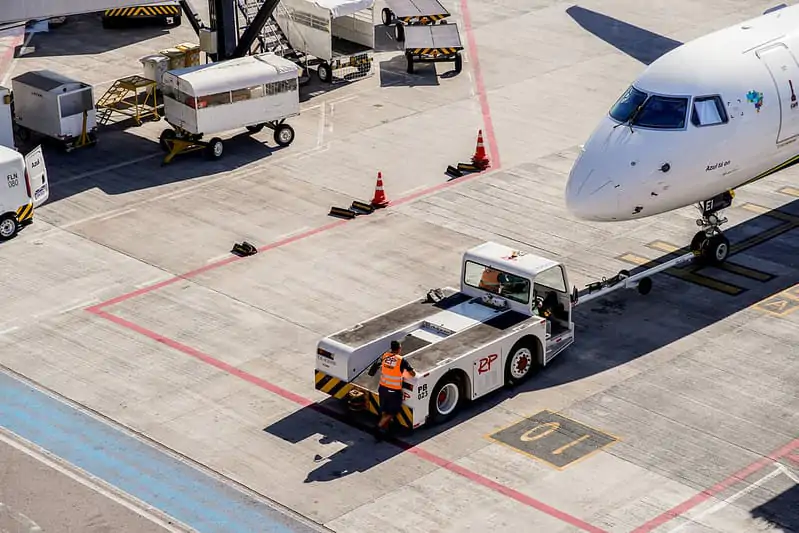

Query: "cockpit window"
(609, 86), (648, 122)
(632, 96), (688, 129)
(691, 96), (728, 126)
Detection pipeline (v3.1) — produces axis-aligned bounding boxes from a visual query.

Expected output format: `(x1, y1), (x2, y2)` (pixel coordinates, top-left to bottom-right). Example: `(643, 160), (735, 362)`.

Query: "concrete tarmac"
(0, 1), (797, 532)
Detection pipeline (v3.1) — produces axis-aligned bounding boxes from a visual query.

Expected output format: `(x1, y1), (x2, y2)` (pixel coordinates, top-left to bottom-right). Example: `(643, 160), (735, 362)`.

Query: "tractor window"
(536, 265), (567, 293)
(464, 261), (531, 304)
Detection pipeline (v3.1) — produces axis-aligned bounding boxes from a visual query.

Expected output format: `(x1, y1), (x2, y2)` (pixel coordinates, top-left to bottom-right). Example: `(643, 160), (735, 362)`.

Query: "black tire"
(701, 233), (729, 265)
(0, 214), (19, 241)
(454, 52), (462, 74)
(428, 373), (463, 425)
(317, 62), (332, 83)
(395, 23), (405, 42)
(246, 123), (265, 134)
(274, 124), (295, 147)
(381, 7), (393, 25)
(205, 137), (224, 160)
(690, 230), (705, 254)
(159, 129), (176, 152)
(406, 53), (414, 74)
(504, 338), (540, 386)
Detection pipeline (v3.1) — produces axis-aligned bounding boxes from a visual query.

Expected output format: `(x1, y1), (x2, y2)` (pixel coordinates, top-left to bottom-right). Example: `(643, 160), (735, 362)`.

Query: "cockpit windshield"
(609, 86), (647, 122)
(609, 86), (688, 130)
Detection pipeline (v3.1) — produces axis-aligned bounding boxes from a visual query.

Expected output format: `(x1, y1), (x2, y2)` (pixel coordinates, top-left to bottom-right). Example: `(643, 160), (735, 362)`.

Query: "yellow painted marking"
(739, 202), (799, 223)
(783, 285), (799, 301)
(552, 434), (591, 455)
(320, 378), (340, 394)
(520, 422), (559, 442)
(314, 371), (326, 385)
(647, 241), (774, 281)
(779, 186), (799, 197)
(754, 296), (799, 317)
(619, 254), (744, 295)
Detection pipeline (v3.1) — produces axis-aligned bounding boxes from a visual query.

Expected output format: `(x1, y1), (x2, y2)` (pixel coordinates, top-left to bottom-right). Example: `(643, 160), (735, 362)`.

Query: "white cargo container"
(158, 52), (300, 163)
(11, 70), (97, 151)
(275, 0), (375, 83)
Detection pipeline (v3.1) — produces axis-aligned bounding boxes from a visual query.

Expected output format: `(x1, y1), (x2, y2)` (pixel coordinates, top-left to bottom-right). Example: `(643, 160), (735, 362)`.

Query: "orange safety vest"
(479, 269), (501, 291)
(379, 351), (404, 390)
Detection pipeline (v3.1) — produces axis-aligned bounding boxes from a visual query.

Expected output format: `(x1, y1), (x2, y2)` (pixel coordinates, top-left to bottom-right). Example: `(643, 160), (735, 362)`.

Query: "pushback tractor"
(314, 241), (697, 429)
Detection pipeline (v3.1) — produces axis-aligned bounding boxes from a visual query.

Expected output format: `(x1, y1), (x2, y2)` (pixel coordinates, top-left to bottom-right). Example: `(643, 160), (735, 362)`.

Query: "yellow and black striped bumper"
(315, 370), (414, 428)
(104, 5), (180, 17)
(408, 47), (459, 56)
(16, 203), (33, 224)
(399, 14), (448, 24)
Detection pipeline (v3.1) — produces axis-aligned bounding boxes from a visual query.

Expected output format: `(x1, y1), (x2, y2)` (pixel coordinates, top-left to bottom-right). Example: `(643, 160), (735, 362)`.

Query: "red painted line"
(87, 306), (606, 532)
(632, 437), (799, 532)
(787, 453), (799, 464)
(460, 0), (500, 169)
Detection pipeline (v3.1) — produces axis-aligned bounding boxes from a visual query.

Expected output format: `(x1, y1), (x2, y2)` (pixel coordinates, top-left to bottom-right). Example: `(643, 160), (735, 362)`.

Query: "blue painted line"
(0, 372), (320, 533)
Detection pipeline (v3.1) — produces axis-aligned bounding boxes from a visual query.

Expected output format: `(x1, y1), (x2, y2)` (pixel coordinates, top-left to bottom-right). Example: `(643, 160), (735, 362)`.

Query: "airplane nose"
(565, 164), (620, 221)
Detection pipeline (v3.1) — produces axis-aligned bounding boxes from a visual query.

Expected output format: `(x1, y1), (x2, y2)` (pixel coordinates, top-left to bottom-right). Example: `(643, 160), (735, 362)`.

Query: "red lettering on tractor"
(478, 354), (498, 374)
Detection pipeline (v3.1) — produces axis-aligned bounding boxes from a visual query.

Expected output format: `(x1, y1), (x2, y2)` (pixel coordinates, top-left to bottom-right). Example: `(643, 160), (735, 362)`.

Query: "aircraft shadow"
(566, 5), (683, 64)
(750, 483), (799, 532)
(264, 198), (799, 487)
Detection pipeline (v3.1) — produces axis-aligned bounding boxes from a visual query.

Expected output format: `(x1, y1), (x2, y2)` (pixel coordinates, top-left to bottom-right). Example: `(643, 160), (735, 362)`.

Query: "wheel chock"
(457, 162), (481, 173)
(329, 206), (357, 219)
(351, 200), (375, 214)
(231, 241), (258, 257)
(445, 165), (463, 178)
(347, 389), (367, 411)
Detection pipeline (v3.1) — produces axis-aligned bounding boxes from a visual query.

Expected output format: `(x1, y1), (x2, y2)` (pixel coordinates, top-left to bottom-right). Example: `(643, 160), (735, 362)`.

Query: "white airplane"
(565, 3), (799, 265)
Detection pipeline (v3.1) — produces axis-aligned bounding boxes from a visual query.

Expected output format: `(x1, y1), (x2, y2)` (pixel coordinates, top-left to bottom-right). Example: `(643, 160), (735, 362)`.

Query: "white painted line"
(317, 102), (326, 147)
(0, 501), (42, 532)
(777, 463), (799, 483)
(0, 326), (19, 336)
(328, 103), (335, 134)
(0, 429), (190, 533)
(33, 298), (99, 319)
(135, 277), (172, 289)
(207, 253), (232, 263)
(56, 154), (160, 186)
(95, 208), (136, 223)
(667, 465), (784, 533)
(399, 184), (428, 196)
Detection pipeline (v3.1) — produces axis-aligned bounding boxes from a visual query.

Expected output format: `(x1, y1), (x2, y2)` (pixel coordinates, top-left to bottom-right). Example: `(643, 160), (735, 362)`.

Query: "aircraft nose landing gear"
(690, 191), (733, 265)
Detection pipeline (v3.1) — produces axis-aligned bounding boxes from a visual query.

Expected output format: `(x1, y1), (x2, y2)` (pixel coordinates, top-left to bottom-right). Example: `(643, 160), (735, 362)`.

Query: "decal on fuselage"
(706, 160), (731, 172)
(747, 90), (764, 112)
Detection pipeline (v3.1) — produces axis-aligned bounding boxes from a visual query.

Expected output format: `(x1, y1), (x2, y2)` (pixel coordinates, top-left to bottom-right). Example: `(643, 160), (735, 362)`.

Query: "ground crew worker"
(479, 266), (503, 293)
(368, 340), (415, 440)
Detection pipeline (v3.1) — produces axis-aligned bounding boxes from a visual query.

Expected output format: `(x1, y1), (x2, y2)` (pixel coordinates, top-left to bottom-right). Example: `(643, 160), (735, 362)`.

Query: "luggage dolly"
(403, 24), (464, 74)
(382, 0), (452, 42)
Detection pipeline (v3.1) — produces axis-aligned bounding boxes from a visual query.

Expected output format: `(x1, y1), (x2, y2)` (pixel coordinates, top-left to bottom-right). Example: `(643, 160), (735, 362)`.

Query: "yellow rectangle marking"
(782, 285), (799, 301)
(779, 186), (799, 197)
(754, 295), (799, 317)
(619, 253), (744, 295)
(739, 202), (799, 223)
(647, 241), (774, 282)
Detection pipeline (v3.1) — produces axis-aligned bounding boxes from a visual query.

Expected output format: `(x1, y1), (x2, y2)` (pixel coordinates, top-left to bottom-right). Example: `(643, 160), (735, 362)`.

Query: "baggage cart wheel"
(395, 23), (405, 42)
(429, 373), (463, 424)
(0, 214), (19, 241)
(317, 62), (332, 83)
(381, 7), (394, 25)
(454, 52), (462, 73)
(246, 123), (265, 134)
(406, 53), (414, 74)
(274, 124), (295, 147)
(504, 338), (540, 386)
(159, 129), (176, 152)
(205, 137), (224, 160)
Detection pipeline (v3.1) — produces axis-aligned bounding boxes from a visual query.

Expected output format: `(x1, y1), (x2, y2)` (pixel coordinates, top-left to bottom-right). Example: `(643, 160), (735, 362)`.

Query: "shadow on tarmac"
(750, 483), (799, 533)
(566, 5), (683, 65)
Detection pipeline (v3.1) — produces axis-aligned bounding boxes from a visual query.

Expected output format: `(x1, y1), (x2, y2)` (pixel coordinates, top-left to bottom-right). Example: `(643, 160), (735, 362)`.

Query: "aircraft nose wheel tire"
(691, 231), (729, 265)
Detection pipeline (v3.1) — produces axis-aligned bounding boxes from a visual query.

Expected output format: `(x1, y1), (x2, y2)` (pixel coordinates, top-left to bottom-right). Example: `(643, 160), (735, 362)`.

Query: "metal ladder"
(235, 0), (297, 59)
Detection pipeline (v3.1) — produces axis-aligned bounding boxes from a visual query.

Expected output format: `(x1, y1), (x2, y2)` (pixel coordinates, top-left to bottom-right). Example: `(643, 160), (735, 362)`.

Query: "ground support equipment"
(382, 0), (451, 42)
(96, 76), (162, 127)
(403, 24), (463, 74)
(158, 120), (295, 164)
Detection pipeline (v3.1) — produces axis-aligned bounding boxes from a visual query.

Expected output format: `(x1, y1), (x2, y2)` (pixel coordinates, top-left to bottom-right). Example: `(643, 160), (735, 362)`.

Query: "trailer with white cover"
(158, 52), (300, 164)
(275, 0), (375, 83)
(11, 70), (97, 151)
(314, 240), (695, 429)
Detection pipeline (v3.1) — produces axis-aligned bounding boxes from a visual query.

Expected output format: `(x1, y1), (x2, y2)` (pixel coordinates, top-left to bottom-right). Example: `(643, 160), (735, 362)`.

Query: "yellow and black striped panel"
(104, 5), (180, 17)
(399, 14), (448, 24)
(315, 370), (355, 400)
(408, 48), (458, 56)
(314, 370), (414, 428)
(15, 203), (33, 223)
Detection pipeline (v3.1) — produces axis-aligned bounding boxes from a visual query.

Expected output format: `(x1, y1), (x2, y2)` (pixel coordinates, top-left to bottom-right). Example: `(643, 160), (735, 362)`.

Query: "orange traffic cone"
(371, 171), (390, 207)
(471, 129), (490, 169)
